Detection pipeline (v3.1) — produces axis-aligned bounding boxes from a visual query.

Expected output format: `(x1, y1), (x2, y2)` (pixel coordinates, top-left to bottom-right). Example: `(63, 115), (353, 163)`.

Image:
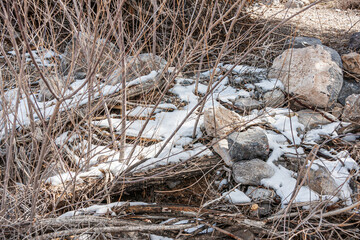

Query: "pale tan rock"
(341, 52), (360, 75)
(204, 106), (244, 138)
(39, 75), (67, 101)
(268, 45), (343, 108)
(212, 139), (233, 167)
(343, 94), (360, 123)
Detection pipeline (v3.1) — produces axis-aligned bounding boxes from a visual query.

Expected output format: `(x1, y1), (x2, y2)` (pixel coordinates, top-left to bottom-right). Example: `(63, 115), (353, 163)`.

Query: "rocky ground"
(1, 1), (360, 239)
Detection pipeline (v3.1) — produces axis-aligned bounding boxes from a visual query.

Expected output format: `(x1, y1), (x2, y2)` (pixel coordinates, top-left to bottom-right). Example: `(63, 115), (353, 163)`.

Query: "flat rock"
(285, 36), (322, 49)
(338, 78), (360, 105)
(296, 109), (337, 130)
(343, 94), (360, 123)
(262, 88), (285, 108)
(342, 52), (360, 75)
(204, 106), (244, 138)
(232, 159), (275, 185)
(246, 186), (275, 200)
(234, 98), (264, 112)
(349, 32), (360, 52)
(228, 128), (269, 161)
(268, 45), (343, 108)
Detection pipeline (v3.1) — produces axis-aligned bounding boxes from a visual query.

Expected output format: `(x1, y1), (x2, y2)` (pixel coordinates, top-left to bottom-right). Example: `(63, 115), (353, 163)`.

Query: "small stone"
(296, 109), (337, 130)
(342, 52), (360, 75)
(268, 45), (343, 108)
(228, 128), (269, 161)
(246, 186), (275, 200)
(302, 164), (339, 196)
(212, 139), (233, 167)
(234, 98), (264, 112)
(338, 78), (360, 105)
(284, 0), (309, 8)
(349, 32), (360, 52)
(204, 106), (244, 138)
(343, 94), (360, 123)
(285, 36), (322, 49)
(232, 159), (275, 185)
(262, 89), (285, 108)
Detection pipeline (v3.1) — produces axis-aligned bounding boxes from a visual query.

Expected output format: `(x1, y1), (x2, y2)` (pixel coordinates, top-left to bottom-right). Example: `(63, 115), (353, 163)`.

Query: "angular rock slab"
(228, 128), (269, 161)
(268, 45), (343, 108)
(343, 94), (360, 123)
(204, 106), (244, 138)
(232, 159), (275, 185)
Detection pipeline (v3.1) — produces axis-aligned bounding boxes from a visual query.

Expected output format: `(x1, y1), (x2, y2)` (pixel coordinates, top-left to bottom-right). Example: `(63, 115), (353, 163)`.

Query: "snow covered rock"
(228, 128), (269, 161)
(223, 189), (251, 204)
(268, 45), (343, 108)
(342, 52), (360, 75)
(204, 106), (244, 138)
(343, 94), (360, 123)
(232, 159), (275, 185)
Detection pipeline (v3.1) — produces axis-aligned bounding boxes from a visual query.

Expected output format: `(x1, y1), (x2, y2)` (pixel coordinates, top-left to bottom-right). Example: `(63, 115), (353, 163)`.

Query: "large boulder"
(268, 45), (343, 108)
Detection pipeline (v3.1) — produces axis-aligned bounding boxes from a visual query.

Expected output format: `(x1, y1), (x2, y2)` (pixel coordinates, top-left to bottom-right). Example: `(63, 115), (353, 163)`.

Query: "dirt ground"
(250, 3), (360, 54)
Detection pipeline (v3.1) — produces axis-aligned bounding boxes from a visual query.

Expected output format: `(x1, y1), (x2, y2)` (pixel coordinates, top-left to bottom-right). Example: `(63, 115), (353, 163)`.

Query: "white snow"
(222, 189), (251, 204)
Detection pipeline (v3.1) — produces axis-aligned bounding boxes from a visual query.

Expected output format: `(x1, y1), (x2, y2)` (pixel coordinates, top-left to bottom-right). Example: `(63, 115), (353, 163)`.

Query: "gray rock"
(349, 32), (360, 52)
(296, 109), (337, 130)
(262, 89), (285, 108)
(301, 164), (339, 196)
(285, 36), (322, 49)
(343, 94), (360, 123)
(338, 78), (360, 105)
(232, 159), (275, 185)
(284, 0), (309, 8)
(246, 186), (275, 200)
(234, 98), (264, 112)
(228, 128), (269, 161)
(322, 45), (343, 68)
